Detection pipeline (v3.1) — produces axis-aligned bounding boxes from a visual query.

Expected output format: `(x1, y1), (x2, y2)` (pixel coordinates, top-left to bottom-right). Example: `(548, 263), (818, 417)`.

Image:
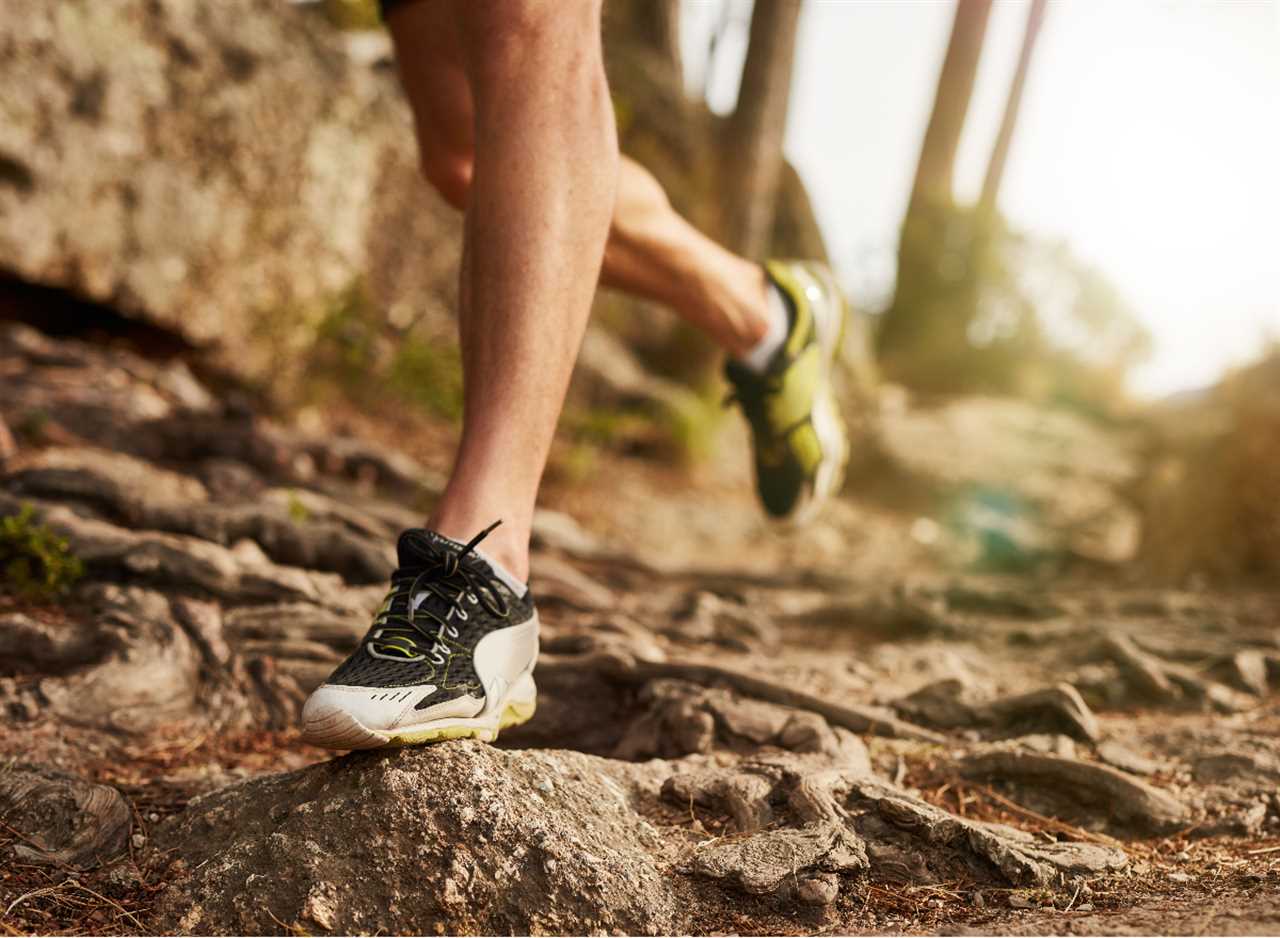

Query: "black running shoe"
(301, 522), (538, 749)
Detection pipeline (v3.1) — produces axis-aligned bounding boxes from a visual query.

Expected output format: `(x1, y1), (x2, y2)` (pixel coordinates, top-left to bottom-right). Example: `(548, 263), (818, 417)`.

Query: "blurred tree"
(905, 0), (993, 215)
(979, 0), (1048, 216)
(610, 0), (683, 86)
(719, 0), (805, 259)
(874, 0), (1143, 411)
(877, 0), (993, 387)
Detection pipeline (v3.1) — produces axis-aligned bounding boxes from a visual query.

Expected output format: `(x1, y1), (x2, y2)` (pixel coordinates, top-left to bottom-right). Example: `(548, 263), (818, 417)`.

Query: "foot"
(301, 522), (538, 750)
(725, 259), (850, 523)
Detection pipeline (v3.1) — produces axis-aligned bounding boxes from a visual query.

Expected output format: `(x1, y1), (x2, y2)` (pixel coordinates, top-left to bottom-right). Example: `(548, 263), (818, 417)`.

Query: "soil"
(2, 322), (1279, 935)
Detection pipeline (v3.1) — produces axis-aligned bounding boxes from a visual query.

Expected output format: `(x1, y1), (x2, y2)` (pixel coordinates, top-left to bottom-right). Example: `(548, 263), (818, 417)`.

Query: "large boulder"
(149, 743), (679, 935)
(0, 0), (458, 375)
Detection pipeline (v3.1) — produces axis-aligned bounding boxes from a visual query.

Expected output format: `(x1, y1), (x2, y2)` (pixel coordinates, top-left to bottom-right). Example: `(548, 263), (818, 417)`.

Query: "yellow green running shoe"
(724, 259), (850, 523)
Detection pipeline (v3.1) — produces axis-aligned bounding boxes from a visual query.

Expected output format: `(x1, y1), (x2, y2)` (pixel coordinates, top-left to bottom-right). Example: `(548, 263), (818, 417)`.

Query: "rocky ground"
(3, 322), (1280, 936)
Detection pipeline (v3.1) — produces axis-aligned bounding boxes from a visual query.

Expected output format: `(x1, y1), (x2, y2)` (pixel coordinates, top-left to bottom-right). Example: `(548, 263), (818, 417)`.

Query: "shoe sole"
(780, 265), (850, 526)
(302, 670), (538, 750)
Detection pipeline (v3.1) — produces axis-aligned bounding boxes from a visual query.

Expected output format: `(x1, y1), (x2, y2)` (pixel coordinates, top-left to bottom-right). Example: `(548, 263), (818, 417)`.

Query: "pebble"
(537, 778), (555, 794)
(1168, 871), (1192, 883)
(796, 874), (839, 906)
(131, 833), (146, 849)
(1076, 902), (1095, 912)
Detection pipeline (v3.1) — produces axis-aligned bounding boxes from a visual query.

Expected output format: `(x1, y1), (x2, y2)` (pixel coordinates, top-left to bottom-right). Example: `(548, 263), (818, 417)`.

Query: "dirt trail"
(2, 323), (1279, 935)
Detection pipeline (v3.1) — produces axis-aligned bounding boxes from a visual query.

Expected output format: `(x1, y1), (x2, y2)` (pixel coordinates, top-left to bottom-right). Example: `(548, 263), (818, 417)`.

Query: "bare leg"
(602, 160), (771, 356)
(388, 0), (616, 580)
(388, 5), (772, 362)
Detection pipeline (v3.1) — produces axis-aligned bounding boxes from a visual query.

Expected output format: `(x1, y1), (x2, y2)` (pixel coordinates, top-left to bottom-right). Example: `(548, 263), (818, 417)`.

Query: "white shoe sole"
(780, 266), (850, 527)
(302, 669), (538, 750)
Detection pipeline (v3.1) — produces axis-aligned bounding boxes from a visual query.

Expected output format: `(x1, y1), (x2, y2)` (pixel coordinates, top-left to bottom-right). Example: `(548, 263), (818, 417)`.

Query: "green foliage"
(0, 506), (84, 600)
(286, 491), (311, 524)
(305, 280), (464, 421)
(323, 0), (381, 30)
(387, 336), (464, 421)
(877, 203), (1150, 414)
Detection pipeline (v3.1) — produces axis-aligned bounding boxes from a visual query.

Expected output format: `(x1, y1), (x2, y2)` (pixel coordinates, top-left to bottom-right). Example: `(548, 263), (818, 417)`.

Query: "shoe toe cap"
(302, 683), (430, 735)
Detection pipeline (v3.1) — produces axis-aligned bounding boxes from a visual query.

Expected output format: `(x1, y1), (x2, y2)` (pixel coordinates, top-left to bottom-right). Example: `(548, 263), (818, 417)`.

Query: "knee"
(461, 0), (605, 84)
(417, 138), (472, 210)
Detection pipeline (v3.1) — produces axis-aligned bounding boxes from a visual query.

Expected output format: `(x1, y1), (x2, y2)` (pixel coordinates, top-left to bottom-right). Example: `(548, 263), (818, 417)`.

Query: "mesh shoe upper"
(324, 526), (536, 714)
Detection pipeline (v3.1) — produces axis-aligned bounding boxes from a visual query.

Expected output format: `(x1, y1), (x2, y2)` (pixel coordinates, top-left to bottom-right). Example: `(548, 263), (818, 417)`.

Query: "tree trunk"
(719, 0), (805, 259)
(906, 0), (994, 214)
(616, 0), (683, 86)
(876, 0), (993, 385)
(978, 0), (1048, 216)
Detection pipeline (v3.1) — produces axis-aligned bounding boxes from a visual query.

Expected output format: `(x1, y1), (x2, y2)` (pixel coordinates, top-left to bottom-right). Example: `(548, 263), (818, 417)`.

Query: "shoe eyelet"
(468, 592), (479, 605)
(455, 608), (469, 621)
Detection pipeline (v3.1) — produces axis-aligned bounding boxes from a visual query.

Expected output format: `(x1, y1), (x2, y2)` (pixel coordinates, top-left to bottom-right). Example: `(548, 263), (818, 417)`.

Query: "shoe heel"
(498, 671), (537, 730)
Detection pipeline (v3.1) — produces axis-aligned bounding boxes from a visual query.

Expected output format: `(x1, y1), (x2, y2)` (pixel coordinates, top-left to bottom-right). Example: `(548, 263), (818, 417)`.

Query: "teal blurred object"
(944, 485), (1052, 572)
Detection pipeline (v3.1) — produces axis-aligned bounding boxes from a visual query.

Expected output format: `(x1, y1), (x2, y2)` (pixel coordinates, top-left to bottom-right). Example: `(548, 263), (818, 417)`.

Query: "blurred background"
(1, 0), (1278, 587)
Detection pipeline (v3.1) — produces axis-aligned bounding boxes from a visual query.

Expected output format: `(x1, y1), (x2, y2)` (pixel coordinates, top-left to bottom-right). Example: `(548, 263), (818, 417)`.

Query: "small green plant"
(286, 490), (312, 524)
(0, 505), (84, 600)
(300, 280), (466, 421)
(388, 338), (465, 421)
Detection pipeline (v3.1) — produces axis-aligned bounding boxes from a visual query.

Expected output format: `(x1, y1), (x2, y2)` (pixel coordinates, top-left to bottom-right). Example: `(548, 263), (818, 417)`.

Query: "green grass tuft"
(0, 505), (84, 600)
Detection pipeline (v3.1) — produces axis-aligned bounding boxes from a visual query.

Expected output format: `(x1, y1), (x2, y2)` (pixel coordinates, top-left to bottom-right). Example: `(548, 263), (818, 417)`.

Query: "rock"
(4, 448), (399, 582)
(148, 743), (677, 935)
(1192, 751), (1280, 787)
(0, 767), (131, 868)
(0, 0), (459, 377)
(1215, 650), (1270, 696)
(854, 780), (1129, 885)
(894, 677), (979, 729)
(796, 872), (840, 906)
(960, 751), (1188, 834)
(686, 824), (867, 897)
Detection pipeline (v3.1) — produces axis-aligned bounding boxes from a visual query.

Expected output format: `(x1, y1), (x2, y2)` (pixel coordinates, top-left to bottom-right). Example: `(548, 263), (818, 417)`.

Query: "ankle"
(721, 260), (774, 356)
(427, 511), (530, 584)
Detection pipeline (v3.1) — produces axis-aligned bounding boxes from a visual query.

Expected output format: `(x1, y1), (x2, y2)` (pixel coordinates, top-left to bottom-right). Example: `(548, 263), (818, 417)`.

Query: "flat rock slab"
(148, 742), (678, 935)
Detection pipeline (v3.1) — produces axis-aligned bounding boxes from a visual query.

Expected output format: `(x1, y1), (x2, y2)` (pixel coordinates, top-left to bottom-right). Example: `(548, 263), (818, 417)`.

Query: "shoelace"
(366, 521), (510, 665)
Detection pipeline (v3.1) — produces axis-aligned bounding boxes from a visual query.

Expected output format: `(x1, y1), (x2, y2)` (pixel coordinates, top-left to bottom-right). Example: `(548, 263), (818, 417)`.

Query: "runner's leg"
(389, 0), (617, 581)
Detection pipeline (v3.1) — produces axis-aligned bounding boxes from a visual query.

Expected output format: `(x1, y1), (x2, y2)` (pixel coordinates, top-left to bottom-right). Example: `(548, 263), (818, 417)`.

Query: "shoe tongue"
(395, 528), (501, 579)
(395, 528), (463, 567)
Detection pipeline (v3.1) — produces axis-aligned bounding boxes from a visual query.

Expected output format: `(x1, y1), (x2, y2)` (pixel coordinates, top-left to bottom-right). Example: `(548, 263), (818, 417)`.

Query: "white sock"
(736, 283), (790, 374)
(475, 547), (528, 597)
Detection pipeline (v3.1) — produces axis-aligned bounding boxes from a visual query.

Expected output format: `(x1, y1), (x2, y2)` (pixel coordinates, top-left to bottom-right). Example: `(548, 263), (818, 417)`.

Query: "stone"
(0, 0), (459, 379)
(149, 743), (678, 935)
